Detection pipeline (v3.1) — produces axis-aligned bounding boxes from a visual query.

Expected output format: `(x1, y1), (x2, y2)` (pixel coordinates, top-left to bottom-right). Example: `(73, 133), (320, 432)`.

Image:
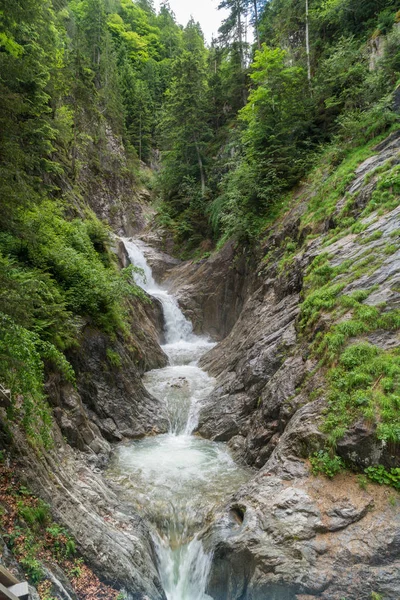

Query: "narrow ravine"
(106, 240), (251, 600)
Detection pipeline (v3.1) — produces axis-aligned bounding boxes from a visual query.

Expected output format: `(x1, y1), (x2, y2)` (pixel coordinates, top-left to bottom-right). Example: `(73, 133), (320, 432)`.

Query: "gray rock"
(202, 464), (400, 600)
(6, 423), (166, 600)
(164, 241), (256, 340)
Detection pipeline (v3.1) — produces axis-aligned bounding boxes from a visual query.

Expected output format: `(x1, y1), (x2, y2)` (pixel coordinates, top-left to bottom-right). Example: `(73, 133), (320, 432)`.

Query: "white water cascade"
(106, 239), (251, 600)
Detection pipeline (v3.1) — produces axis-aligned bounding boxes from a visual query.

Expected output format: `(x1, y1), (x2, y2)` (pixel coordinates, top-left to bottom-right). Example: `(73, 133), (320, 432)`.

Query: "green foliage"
(68, 558), (84, 579)
(310, 450), (345, 478)
(157, 20), (211, 249)
(20, 554), (45, 585)
(365, 465), (400, 490)
(300, 282), (345, 330)
(0, 314), (53, 448)
(46, 524), (77, 559)
(0, 197), (144, 446)
(18, 201), (143, 333)
(17, 500), (50, 528)
(323, 343), (400, 446)
(106, 348), (122, 369)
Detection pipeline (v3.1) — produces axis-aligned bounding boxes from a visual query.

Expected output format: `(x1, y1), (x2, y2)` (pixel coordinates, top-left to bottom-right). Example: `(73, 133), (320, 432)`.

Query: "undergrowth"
(0, 460), (120, 599)
(0, 201), (145, 448)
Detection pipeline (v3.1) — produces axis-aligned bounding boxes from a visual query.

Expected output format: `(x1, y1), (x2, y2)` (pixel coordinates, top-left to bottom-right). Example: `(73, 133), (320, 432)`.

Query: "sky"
(154, 0), (229, 44)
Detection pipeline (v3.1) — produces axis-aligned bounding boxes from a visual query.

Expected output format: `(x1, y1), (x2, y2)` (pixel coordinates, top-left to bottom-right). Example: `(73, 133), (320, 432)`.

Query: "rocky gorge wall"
(0, 126), (171, 599)
(162, 130), (400, 599)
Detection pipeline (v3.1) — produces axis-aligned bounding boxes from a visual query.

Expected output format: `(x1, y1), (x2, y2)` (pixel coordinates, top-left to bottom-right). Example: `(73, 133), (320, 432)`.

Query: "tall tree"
(160, 20), (210, 198)
(218, 0), (249, 69)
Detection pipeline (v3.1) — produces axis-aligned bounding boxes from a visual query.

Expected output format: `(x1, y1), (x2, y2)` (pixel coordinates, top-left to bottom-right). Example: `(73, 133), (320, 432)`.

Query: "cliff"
(164, 129), (400, 599)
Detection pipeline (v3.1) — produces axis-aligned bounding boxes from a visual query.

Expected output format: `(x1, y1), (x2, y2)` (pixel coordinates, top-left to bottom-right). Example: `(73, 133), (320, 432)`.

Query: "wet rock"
(203, 465), (400, 600)
(135, 243), (182, 283)
(274, 258), (303, 301)
(5, 423), (167, 600)
(65, 326), (168, 441)
(164, 241), (255, 340)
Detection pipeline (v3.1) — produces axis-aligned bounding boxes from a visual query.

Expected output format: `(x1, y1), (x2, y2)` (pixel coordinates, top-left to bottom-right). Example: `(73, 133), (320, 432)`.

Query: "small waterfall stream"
(106, 240), (251, 600)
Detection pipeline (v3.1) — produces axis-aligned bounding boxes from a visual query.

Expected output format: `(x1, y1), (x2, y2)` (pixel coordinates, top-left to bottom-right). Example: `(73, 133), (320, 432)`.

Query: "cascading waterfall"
(106, 239), (250, 600)
(123, 239), (194, 345)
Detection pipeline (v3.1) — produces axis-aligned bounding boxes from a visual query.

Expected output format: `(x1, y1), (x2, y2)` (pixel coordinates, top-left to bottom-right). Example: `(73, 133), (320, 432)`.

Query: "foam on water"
(106, 239), (251, 600)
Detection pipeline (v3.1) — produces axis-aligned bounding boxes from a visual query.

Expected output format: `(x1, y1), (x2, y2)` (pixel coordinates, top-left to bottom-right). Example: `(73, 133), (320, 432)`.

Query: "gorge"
(107, 240), (250, 600)
(0, 0), (400, 599)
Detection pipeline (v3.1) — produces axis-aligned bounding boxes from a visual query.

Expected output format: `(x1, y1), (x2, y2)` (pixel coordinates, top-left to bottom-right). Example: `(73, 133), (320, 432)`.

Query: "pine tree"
(160, 20), (210, 198)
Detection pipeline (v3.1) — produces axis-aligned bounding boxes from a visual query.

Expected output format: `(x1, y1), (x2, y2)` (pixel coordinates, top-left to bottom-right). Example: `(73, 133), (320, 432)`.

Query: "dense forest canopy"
(0, 0), (399, 443)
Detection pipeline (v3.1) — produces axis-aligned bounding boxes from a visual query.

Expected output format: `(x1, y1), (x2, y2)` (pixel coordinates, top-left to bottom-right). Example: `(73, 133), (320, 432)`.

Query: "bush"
(310, 450), (345, 478)
(365, 465), (400, 490)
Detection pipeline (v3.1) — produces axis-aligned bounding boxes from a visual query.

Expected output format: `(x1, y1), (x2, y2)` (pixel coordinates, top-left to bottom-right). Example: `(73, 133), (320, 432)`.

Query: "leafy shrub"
(20, 555), (44, 585)
(365, 465), (400, 490)
(310, 450), (345, 478)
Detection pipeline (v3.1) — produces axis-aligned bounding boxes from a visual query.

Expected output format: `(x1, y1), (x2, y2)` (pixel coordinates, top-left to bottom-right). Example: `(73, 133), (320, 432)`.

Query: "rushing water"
(106, 240), (251, 600)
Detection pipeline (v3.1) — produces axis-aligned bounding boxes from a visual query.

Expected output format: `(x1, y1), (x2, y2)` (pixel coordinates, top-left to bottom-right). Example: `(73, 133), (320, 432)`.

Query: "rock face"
(203, 465), (400, 600)
(78, 126), (151, 237)
(191, 131), (400, 598)
(163, 241), (255, 340)
(3, 423), (167, 600)
(0, 290), (170, 599)
(197, 134), (400, 469)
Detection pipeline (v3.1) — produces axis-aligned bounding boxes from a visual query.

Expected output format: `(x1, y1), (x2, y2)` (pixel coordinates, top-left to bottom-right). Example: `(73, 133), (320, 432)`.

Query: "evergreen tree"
(160, 20), (210, 198)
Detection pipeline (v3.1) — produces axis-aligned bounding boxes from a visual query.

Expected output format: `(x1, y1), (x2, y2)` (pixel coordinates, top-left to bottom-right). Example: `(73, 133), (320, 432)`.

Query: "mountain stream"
(106, 240), (251, 600)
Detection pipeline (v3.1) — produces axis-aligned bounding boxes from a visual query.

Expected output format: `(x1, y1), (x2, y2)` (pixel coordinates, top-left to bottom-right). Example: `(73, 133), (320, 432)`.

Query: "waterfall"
(123, 239), (194, 345)
(108, 239), (251, 600)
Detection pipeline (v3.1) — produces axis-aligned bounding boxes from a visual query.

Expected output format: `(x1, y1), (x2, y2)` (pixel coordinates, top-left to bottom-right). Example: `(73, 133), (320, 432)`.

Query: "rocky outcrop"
(163, 241), (255, 340)
(188, 131), (400, 598)
(1, 423), (166, 599)
(203, 463), (400, 600)
(197, 134), (400, 469)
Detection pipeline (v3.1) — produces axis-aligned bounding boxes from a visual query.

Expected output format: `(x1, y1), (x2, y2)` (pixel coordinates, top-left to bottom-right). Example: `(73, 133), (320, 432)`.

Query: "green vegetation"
(310, 450), (345, 478)
(0, 462), (118, 598)
(365, 465), (400, 489)
(155, 0), (400, 248)
(323, 343), (400, 447)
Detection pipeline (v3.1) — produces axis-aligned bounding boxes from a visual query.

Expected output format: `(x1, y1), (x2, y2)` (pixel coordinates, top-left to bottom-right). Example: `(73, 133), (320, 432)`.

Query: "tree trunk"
(305, 0), (311, 82)
(253, 0), (260, 50)
(194, 138), (206, 196)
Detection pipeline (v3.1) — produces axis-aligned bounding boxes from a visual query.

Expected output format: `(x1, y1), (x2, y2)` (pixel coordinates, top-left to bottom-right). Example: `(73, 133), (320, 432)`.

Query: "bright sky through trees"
(154, 0), (229, 43)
